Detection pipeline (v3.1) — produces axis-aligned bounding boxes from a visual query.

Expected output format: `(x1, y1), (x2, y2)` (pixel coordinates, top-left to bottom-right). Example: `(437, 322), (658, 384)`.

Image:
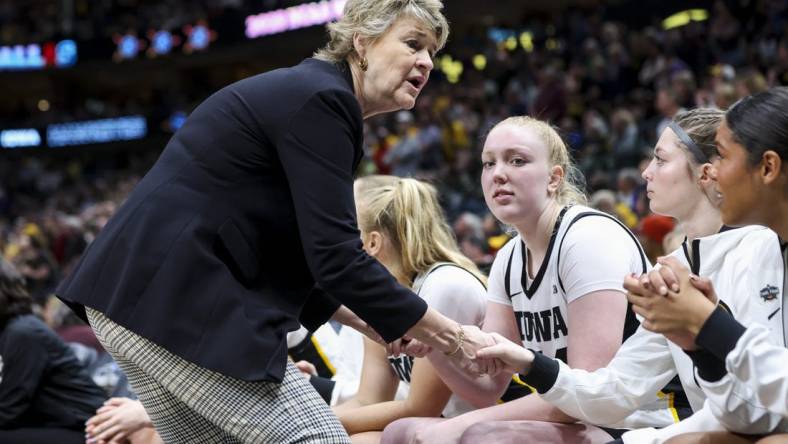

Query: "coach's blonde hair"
(492, 116), (588, 206)
(314, 0), (449, 64)
(355, 175), (485, 288)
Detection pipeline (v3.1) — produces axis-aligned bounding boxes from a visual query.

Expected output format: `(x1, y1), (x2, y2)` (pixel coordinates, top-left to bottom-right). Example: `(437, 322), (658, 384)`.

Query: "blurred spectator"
(654, 85), (685, 139)
(636, 214), (675, 264)
(0, 258), (106, 444)
(712, 81), (738, 109)
(709, 0), (744, 65)
(453, 212), (484, 243)
(610, 108), (642, 168)
(383, 111), (423, 177)
(616, 168), (644, 219)
(589, 189), (638, 228)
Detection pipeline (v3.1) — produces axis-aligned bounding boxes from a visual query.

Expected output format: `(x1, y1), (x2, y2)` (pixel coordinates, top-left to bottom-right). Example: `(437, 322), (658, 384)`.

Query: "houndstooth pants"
(86, 307), (351, 444)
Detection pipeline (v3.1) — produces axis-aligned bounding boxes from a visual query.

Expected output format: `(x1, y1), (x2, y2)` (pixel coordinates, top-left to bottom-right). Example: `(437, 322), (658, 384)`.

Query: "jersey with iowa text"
(488, 205), (647, 361)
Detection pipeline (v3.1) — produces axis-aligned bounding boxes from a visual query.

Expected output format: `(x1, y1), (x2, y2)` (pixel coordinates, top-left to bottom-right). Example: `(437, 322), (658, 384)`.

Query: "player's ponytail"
(355, 175), (485, 287)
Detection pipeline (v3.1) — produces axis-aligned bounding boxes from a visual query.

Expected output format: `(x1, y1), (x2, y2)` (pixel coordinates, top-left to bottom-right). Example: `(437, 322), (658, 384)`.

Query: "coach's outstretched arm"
(278, 92), (497, 362)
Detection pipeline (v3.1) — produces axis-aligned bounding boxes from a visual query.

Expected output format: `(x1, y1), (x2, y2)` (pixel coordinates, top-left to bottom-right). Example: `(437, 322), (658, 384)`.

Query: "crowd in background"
(0, 0), (309, 45)
(0, 3), (786, 443)
(1, 0), (787, 330)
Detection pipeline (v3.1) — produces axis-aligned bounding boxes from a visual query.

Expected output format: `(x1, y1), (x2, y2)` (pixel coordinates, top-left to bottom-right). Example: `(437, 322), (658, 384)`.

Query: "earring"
(359, 56), (368, 72)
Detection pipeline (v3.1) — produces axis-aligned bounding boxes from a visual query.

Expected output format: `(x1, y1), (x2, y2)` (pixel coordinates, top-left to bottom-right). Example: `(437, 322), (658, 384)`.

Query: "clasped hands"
(624, 256), (719, 350)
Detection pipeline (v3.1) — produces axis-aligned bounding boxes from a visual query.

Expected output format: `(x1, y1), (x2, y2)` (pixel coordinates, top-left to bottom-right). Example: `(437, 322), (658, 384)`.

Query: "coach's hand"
(447, 326), (501, 376)
(387, 336), (432, 357)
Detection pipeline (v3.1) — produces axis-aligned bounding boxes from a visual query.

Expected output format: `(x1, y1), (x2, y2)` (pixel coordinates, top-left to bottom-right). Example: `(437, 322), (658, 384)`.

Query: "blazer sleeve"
(299, 285), (341, 332)
(275, 89), (427, 342)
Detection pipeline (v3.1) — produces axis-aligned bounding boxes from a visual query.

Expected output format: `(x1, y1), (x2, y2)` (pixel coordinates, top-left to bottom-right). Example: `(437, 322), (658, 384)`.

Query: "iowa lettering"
(514, 307), (568, 342)
(388, 355), (415, 383)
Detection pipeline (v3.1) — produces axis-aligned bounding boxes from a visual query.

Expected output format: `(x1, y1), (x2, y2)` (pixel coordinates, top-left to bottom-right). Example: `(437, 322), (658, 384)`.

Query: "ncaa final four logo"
(760, 285), (779, 302)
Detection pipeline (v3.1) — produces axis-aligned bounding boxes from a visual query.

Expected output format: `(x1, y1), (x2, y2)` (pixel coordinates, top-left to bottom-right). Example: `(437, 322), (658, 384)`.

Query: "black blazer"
(57, 59), (428, 382)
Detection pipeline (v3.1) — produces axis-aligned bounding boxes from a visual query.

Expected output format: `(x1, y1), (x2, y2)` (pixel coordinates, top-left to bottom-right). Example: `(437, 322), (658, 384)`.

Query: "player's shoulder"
(423, 264), (485, 291)
(559, 206), (633, 248)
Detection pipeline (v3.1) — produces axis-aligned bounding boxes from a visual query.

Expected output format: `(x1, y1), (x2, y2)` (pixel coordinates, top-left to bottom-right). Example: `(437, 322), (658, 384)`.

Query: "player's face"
(359, 16), (436, 116)
(481, 124), (555, 226)
(712, 121), (763, 226)
(642, 127), (709, 219)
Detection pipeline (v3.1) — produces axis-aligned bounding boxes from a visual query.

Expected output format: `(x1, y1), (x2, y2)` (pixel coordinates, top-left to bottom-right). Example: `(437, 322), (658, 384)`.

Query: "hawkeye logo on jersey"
(760, 285), (779, 302)
(514, 307), (568, 343)
(388, 355), (415, 383)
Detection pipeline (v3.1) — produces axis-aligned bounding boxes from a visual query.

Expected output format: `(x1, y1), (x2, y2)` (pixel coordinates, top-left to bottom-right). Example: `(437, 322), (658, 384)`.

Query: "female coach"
(55, 1), (492, 442)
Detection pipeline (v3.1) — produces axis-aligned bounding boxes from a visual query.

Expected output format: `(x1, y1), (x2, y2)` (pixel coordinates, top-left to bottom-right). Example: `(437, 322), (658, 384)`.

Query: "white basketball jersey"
(489, 205), (647, 361)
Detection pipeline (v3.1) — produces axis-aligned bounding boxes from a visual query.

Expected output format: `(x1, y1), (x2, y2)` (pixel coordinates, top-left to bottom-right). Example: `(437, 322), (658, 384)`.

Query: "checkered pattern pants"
(86, 307), (351, 444)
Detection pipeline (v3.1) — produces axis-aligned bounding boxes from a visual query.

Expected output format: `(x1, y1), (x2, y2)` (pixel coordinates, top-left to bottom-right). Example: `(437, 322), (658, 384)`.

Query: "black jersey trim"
(681, 239), (701, 275)
(555, 210), (647, 342)
(504, 206), (568, 300)
(556, 211), (648, 293)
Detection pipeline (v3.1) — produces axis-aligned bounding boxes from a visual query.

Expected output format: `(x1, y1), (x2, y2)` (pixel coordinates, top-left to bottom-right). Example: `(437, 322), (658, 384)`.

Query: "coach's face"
(354, 16), (437, 117)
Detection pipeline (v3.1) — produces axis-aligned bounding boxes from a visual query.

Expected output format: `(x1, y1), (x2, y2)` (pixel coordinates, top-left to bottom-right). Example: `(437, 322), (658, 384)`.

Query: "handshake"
(332, 305), (536, 377)
(388, 326), (537, 378)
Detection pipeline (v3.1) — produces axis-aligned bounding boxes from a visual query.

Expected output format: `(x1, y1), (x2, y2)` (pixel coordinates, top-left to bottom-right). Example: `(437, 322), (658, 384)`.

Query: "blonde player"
(333, 176), (487, 444)
(383, 116), (676, 444)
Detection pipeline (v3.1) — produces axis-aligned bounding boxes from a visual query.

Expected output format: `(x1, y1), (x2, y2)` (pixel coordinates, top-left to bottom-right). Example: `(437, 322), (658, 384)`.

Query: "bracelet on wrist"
(444, 324), (465, 356)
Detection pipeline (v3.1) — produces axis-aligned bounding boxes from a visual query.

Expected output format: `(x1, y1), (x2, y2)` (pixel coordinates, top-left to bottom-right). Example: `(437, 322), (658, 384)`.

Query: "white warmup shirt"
(681, 238), (788, 436)
(530, 225), (785, 442)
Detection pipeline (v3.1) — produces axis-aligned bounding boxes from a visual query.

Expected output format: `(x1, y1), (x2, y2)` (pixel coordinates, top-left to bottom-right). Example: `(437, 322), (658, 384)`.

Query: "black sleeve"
(298, 285), (341, 332)
(275, 90), (427, 343)
(695, 306), (747, 361)
(684, 348), (727, 382)
(519, 350), (560, 394)
(0, 325), (48, 427)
